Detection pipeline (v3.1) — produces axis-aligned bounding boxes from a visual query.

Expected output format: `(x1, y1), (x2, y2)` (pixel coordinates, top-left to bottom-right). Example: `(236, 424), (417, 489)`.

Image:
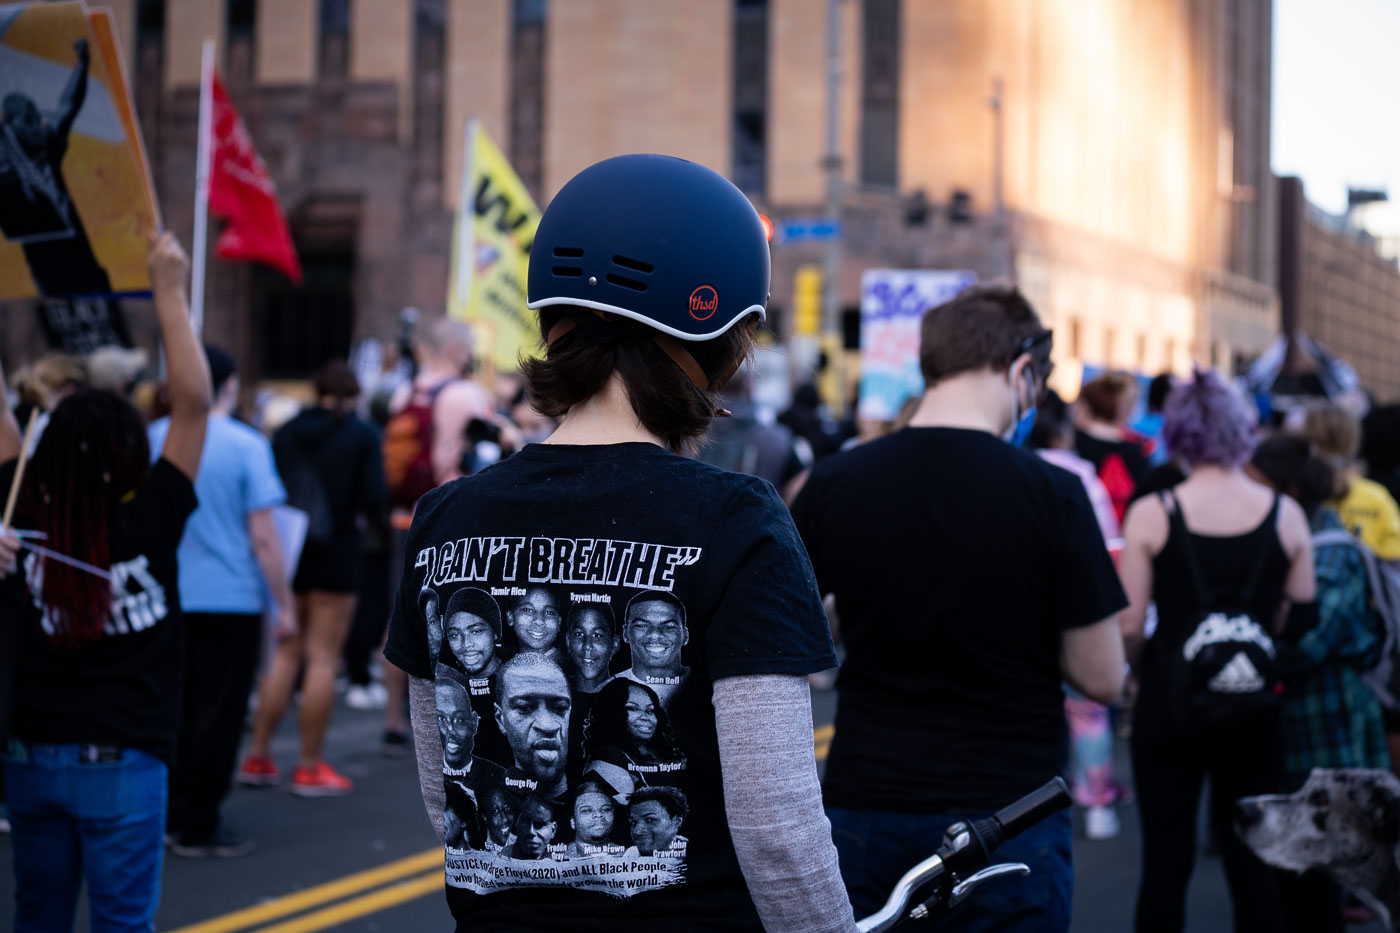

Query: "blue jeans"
(827, 806), (1073, 933)
(6, 743), (168, 933)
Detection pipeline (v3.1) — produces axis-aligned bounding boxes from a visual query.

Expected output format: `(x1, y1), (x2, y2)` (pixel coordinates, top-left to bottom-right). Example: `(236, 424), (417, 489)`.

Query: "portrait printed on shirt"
(418, 536), (698, 897)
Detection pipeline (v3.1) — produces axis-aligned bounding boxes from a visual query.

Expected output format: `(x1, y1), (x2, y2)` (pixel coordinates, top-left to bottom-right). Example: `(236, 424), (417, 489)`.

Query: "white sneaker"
(345, 682), (388, 710)
(1084, 806), (1120, 840)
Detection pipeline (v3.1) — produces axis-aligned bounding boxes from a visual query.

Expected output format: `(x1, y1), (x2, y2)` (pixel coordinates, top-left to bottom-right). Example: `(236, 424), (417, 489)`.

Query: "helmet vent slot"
(552, 266), (584, 277)
(613, 255), (655, 274)
(606, 273), (647, 292)
(553, 246), (584, 258)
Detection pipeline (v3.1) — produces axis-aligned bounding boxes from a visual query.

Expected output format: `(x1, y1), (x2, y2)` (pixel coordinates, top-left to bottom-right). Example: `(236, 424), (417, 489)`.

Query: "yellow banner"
(448, 120), (541, 375)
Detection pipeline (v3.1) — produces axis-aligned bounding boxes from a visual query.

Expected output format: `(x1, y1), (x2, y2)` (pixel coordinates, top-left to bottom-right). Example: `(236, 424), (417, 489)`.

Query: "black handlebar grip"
(938, 778), (1074, 879)
(992, 777), (1071, 842)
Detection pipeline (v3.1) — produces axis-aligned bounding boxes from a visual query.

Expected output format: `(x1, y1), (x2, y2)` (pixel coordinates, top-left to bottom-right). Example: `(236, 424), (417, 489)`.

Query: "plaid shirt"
(1279, 510), (1391, 790)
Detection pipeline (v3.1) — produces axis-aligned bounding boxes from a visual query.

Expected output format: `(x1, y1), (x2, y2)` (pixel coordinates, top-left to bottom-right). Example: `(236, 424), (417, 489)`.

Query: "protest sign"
(448, 120), (541, 374)
(858, 268), (977, 421)
(0, 2), (160, 300)
(35, 296), (130, 353)
(89, 8), (157, 223)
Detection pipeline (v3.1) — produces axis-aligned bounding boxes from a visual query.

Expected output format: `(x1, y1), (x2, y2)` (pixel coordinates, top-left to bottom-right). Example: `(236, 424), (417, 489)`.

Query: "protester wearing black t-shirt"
(1, 234), (212, 931)
(792, 284), (1127, 931)
(1075, 372), (1154, 524)
(385, 155), (856, 932)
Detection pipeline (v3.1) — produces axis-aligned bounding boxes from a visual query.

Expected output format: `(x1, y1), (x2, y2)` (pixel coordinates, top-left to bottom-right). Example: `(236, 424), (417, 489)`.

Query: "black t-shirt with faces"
(2, 458), (197, 762)
(791, 428), (1128, 813)
(384, 442), (836, 932)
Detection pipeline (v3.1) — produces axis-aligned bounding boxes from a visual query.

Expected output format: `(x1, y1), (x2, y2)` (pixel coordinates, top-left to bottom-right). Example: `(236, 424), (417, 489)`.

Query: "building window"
(1103, 327), (1116, 365)
(319, 0), (351, 78)
(134, 1), (165, 156)
(861, 0), (899, 187)
(227, 0), (255, 36)
(411, 0), (448, 204)
(510, 0), (547, 200)
(137, 0), (165, 35)
(257, 249), (356, 380)
(1069, 318), (1082, 359)
(515, 0), (546, 22)
(1136, 333), (1147, 370)
(731, 0), (768, 195)
(226, 0), (256, 83)
(1164, 338), (1176, 372)
(416, 0), (446, 29)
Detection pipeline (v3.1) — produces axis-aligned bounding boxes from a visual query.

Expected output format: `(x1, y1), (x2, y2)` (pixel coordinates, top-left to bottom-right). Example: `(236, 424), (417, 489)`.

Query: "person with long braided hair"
(1, 233), (211, 933)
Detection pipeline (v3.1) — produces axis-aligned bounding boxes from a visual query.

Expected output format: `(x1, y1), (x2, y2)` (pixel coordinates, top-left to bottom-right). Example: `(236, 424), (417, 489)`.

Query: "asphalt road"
(0, 685), (1382, 932)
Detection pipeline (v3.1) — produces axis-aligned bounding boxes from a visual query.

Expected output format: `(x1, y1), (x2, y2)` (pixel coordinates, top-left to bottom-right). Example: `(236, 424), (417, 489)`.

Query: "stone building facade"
(1279, 177), (1400, 402)
(1, 0), (1283, 394)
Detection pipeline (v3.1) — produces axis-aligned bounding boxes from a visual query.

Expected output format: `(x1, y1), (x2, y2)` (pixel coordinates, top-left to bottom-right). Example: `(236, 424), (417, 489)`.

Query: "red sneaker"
(290, 761), (353, 797)
(237, 755), (282, 787)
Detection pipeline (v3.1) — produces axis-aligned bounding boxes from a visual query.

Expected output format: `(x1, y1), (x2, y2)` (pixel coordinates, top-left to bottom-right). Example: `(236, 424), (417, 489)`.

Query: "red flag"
(207, 73), (302, 283)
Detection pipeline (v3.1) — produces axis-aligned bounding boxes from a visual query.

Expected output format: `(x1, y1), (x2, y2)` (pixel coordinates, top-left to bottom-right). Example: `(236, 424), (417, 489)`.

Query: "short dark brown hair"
(314, 359), (360, 400)
(1079, 371), (1137, 423)
(520, 306), (756, 453)
(918, 284), (1047, 387)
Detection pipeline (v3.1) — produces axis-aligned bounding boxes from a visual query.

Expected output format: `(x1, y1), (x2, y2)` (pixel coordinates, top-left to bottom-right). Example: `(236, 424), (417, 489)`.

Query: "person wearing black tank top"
(1119, 371), (1315, 933)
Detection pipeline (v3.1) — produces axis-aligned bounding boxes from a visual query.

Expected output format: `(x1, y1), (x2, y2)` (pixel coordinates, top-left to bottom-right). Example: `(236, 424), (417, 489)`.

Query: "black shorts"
(293, 540), (360, 594)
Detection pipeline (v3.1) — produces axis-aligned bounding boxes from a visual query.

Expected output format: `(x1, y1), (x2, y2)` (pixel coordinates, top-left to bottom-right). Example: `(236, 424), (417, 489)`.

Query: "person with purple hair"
(1119, 368), (1316, 933)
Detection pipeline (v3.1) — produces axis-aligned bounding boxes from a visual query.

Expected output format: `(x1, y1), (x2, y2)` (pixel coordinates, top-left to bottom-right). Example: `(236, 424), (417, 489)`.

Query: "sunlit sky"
(1272, 0), (1400, 215)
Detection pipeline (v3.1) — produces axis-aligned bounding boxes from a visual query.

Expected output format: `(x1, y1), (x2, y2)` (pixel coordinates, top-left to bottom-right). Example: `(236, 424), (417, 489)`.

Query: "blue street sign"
(779, 219), (842, 242)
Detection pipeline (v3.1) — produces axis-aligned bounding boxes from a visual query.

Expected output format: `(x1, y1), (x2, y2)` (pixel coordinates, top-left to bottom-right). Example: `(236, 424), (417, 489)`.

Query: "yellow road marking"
(248, 871), (443, 933)
(166, 849), (442, 933)
(815, 722), (834, 761)
(175, 724), (837, 932)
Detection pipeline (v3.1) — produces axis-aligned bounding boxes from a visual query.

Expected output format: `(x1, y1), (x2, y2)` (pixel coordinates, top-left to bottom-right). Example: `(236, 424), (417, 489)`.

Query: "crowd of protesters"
(5, 227), (1400, 933)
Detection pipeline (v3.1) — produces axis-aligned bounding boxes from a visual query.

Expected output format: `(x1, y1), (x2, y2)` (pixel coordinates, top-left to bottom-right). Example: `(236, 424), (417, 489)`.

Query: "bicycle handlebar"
(946, 776), (1072, 875)
(855, 777), (1072, 933)
(994, 775), (1072, 837)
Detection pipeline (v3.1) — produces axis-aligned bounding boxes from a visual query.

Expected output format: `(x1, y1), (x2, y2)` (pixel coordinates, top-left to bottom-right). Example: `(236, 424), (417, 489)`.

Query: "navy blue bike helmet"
(527, 154), (769, 344)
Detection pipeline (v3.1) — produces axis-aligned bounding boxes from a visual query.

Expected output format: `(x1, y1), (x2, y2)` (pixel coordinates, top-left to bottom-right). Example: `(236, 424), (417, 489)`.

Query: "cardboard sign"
(0, 2), (160, 300)
(858, 269), (977, 421)
(35, 295), (130, 353)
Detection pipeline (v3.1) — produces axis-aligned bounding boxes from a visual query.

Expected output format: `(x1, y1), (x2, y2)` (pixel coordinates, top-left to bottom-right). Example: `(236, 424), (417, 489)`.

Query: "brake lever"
(908, 863), (1030, 920)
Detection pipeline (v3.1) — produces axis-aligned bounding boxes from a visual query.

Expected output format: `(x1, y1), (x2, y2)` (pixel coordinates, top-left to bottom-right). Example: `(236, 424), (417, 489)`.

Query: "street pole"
(821, 0), (844, 408)
(190, 39), (215, 334)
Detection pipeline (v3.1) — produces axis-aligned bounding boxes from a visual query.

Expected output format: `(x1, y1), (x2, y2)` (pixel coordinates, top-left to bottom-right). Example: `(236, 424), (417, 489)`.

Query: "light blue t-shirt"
(148, 413), (286, 613)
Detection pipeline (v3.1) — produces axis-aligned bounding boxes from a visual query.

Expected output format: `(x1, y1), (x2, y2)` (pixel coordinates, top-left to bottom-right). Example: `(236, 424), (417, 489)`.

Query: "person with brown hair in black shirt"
(793, 283), (1127, 931)
(1075, 371), (1154, 524)
(385, 154), (855, 932)
(1, 233), (211, 931)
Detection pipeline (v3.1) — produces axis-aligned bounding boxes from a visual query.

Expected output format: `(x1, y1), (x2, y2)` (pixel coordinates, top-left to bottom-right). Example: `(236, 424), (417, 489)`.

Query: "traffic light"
(794, 265), (821, 336)
(758, 213), (774, 242)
